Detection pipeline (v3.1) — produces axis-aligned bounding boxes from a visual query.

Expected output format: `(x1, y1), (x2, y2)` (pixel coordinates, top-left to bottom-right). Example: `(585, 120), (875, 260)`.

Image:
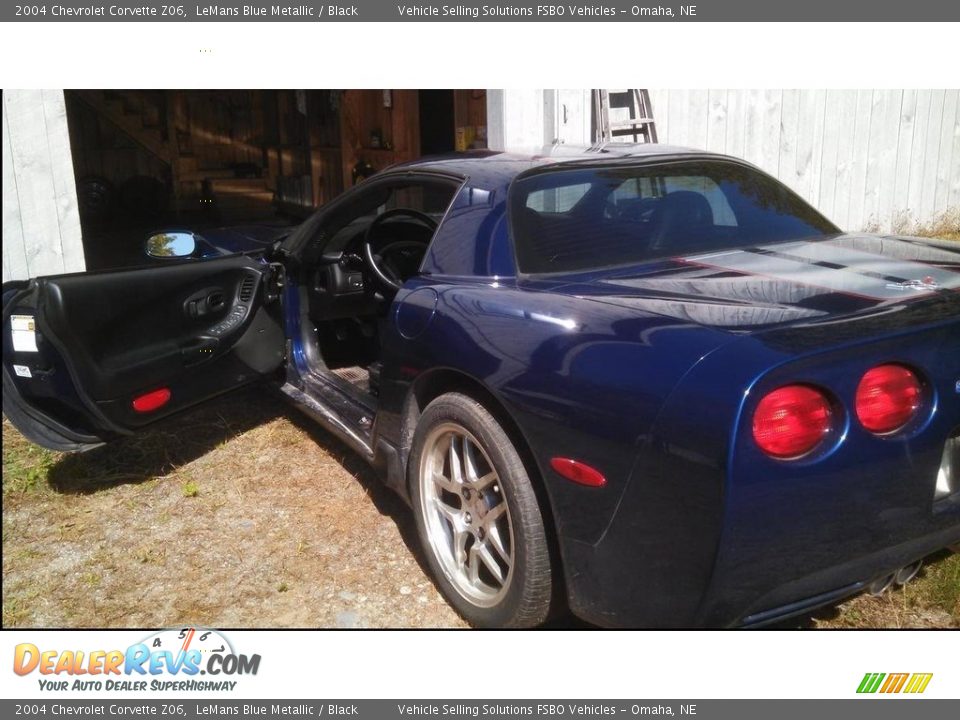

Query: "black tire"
(409, 392), (553, 627)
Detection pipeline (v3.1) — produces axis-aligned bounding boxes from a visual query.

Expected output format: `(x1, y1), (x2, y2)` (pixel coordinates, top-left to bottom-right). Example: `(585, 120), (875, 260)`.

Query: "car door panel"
(3, 255), (285, 450)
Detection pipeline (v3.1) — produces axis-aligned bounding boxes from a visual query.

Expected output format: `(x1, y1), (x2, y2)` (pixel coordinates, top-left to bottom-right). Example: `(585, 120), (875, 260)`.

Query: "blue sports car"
(3, 145), (959, 627)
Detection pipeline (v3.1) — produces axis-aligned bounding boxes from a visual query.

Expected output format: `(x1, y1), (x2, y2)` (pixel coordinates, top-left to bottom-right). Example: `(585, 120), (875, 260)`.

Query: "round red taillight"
(752, 385), (833, 459)
(855, 364), (922, 434)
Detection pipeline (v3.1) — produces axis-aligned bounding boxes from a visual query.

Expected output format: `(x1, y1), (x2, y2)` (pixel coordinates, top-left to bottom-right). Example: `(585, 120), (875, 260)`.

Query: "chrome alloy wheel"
(418, 422), (514, 607)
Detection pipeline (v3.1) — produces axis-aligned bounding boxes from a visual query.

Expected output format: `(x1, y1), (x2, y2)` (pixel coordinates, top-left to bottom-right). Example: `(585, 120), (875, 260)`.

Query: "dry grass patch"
(811, 551), (959, 628)
(883, 207), (960, 241)
(2, 387), (465, 629)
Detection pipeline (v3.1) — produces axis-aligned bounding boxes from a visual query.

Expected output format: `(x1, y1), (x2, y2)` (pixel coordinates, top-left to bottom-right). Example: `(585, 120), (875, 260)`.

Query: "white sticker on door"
(10, 315), (39, 353)
(13, 364), (32, 378)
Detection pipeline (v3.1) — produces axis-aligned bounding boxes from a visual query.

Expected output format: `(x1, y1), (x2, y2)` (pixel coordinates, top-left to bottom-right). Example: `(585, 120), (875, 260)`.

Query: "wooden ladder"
(593, 89), (658, 144)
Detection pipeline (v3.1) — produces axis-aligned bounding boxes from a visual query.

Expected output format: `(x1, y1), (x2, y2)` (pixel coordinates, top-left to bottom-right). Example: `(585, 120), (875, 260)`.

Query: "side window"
(385, 183), (457, 216)
(319, 178), (458, 253)
(525, 183), (591, 213)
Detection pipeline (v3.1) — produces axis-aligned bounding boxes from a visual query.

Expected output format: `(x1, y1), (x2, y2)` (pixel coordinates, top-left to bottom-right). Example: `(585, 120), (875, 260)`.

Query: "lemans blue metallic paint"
(4, 146), (959, 627)
(277, 149), (960, 626)
(269, 150), (960, 626)
(407, 152), (957, 625)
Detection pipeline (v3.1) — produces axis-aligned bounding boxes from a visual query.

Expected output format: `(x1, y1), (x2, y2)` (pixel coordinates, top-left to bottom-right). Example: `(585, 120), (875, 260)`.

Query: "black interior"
(4, 174), (459, 446)
(307, 214), (435, 323)
(25, 255), (284, 431)
(297, 176), (459, 388)
(512, 161), (839, 274)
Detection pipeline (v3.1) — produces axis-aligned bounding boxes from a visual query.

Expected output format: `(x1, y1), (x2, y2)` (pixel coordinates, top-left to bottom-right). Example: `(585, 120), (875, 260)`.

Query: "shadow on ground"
(43, 382), (433, 600)
(47, 386), (285, 494)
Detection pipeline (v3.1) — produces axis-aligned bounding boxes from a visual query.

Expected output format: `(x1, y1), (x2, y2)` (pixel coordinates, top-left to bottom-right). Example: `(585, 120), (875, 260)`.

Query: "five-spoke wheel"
(420, 423), (514, 606)
(410, 393), (553, 627)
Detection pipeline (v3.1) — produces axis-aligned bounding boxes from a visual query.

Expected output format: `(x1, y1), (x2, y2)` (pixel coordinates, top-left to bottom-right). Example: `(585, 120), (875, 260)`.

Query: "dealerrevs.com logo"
(857, 673), (933, 694)
(13, 628), (260, 692)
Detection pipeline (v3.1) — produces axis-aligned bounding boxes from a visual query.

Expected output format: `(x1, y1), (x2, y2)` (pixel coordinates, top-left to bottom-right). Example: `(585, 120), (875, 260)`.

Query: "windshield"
(510, 160), (839, 274)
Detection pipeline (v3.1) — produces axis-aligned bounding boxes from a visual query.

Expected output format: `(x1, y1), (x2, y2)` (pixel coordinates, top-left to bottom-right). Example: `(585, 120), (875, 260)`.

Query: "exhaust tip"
(894, 561), (922, 586)
(867, 574), (895, 596)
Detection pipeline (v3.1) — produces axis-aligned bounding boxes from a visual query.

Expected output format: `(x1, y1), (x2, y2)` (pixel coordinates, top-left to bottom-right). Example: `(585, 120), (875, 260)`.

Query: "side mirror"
(145, 232), (196, 259)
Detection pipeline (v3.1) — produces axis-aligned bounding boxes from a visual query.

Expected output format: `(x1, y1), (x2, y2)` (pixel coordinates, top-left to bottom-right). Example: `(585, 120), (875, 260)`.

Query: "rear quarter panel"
(377, 277), (739, 624)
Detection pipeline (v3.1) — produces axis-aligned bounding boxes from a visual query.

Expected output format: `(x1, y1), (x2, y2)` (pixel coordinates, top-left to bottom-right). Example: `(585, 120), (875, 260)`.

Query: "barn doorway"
(419, 90), (456, 155)
(63, 89), (487, 270)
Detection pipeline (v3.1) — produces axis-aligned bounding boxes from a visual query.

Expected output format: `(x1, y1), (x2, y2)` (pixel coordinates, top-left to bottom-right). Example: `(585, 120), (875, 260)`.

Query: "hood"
(526, 234), (960, 334)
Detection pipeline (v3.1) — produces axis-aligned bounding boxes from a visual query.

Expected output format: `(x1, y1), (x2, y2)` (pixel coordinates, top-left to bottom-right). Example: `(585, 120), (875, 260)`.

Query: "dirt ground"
(2, 385), (957, 629)
(2, 387), (465, 628)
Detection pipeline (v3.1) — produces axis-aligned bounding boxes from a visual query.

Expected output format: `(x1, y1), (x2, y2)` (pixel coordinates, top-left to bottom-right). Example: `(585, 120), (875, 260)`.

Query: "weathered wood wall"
(647, 89), (959, 233)
(493, 89), (960, 233)
(3, 90), (85, 282)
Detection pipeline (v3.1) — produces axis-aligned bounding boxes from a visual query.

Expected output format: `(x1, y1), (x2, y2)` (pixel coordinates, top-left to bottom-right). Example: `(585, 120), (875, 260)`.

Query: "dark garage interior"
(64, 89), (488, 270)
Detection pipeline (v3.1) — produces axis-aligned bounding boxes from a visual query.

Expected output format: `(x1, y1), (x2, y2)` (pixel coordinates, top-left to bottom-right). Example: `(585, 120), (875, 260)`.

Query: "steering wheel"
(363, 208), (438, 292)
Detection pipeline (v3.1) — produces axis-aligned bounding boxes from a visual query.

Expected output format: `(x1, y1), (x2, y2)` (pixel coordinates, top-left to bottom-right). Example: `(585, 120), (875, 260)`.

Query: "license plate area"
(934, 429), (959, 504)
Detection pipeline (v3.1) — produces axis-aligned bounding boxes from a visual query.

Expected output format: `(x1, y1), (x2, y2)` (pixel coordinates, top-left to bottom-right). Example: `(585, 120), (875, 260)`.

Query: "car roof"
(386, 143), (730, 188)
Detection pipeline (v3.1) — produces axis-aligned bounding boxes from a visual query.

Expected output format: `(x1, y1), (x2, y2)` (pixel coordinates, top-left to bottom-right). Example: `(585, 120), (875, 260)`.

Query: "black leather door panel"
(3, 255), (285, 446)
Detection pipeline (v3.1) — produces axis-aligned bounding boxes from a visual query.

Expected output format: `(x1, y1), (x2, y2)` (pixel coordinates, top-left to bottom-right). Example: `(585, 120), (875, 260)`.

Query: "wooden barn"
(3, 88), (958, 282)
(3, 89), (488, 277)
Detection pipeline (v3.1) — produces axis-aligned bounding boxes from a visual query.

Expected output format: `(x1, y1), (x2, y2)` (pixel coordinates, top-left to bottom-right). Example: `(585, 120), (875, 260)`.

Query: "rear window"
(510, 160), (838, 274)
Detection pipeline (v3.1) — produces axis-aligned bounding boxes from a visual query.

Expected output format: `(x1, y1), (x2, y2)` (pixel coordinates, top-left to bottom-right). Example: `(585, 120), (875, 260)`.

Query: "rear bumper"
(739, 516), (959, 627)
(562, 496), (958, 628)
(558, 418), (960, 628)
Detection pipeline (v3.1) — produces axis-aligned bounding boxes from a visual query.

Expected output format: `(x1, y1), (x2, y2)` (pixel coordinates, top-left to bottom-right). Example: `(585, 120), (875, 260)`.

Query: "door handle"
(184, 287), (226, 319)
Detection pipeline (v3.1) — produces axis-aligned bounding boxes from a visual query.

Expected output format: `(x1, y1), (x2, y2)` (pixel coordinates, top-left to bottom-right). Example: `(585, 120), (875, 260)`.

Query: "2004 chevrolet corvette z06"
(4, 145), (959, 627)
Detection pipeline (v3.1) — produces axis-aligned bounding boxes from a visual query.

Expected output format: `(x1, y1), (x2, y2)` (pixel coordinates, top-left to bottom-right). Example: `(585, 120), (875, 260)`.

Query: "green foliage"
(2, 442), (57, 495)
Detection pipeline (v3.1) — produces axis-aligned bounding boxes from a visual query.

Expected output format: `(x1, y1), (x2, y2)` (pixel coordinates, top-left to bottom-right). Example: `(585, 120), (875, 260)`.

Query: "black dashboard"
(306, 215), (434, 322)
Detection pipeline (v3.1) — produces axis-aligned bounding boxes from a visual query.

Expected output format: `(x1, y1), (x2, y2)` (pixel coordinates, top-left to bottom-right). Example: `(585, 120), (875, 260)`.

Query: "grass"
(1, 390), (463, 629)
(815, 552), (960, 628)
(2, 431), (59, 496)
(881, 207), (960, 241)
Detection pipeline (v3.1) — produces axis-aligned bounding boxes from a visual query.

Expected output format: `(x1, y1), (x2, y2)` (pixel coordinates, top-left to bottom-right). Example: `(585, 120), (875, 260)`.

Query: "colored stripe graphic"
(857, 673), (885, 693)
(857, 672), (932, 694)
(880, 673), (909, 693)
(903, 673), (933, 694)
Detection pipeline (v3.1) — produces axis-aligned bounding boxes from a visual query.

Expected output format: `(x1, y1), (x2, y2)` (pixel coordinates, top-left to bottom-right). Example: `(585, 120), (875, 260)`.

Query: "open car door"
(2, 255), (285, 451)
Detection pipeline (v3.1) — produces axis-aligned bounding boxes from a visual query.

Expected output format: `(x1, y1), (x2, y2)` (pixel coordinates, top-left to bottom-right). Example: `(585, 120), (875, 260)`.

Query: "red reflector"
(752, 385), (833, 459)
(855, 364), (922, 434)
(550, 457), (606, 487)
(132, 388), (171, 413)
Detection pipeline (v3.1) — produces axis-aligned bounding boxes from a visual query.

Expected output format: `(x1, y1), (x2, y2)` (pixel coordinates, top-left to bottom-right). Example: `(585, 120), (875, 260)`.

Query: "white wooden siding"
(495, 89), (960, 233)
(647, 89), (959, 232)
(2, 90), (84, 282)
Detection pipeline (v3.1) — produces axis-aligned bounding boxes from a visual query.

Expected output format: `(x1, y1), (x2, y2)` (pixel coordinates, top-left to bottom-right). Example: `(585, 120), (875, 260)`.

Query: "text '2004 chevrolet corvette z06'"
(3, 145), (959, 627)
